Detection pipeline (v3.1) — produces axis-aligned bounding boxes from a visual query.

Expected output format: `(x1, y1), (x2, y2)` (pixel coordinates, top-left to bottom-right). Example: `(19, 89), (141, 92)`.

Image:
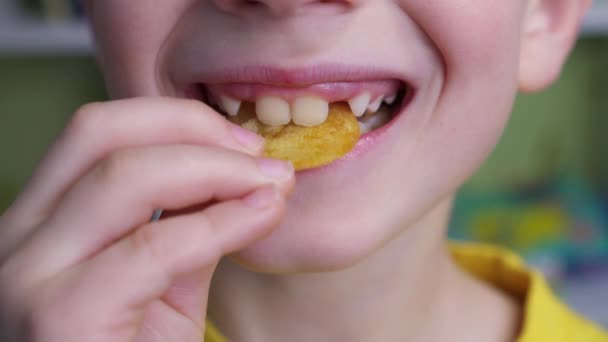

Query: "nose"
(212, 0), (351, 17)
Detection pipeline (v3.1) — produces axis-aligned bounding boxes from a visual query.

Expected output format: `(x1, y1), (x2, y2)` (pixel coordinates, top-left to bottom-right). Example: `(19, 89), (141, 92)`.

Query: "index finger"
(3, 97), (263, 254)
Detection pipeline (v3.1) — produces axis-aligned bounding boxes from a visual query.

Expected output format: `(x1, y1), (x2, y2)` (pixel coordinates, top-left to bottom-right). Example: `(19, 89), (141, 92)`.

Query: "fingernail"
(258, 158), (293, 180)
(243, 186), (278, 209)
(232, 126), (264, 150)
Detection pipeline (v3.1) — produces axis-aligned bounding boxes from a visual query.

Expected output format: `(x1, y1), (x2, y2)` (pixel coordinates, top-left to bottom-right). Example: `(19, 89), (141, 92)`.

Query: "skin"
(0, 0), (590, 341)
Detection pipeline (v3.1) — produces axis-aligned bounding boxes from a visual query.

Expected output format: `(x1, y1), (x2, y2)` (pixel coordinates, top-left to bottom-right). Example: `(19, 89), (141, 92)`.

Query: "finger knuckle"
(67, 102), (107, 138)
(197, 212), (218, 236)
(189, 213), (223, 260)
(129, 226), (167, 268)
(94, 149), (138, 186)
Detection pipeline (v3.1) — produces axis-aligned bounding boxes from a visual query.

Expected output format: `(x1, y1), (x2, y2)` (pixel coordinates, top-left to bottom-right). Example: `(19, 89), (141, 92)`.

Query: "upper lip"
(178, 64), (413, 89)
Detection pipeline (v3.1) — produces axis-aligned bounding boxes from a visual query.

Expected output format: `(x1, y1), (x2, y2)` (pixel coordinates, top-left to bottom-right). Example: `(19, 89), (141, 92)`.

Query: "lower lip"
(297, 92), (413, 176)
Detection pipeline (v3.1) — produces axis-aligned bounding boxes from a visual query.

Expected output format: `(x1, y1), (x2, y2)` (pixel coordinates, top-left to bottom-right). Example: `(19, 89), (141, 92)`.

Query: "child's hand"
(0, 97), (294, 342)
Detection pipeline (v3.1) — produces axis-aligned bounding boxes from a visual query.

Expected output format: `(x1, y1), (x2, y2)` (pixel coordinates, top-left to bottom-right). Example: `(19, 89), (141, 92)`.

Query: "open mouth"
(188, 79), (411, 135)
(184, 75), (413, 170)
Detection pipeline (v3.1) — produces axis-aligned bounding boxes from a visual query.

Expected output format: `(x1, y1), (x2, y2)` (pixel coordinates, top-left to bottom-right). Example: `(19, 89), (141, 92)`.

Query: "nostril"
(242, 0), (263, 6)
(233, 0), (351, 16)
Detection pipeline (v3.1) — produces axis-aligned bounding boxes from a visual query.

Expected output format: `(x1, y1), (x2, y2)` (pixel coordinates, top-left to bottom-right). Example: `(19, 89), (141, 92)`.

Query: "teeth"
(348, 92), (371, 117)
(219, 95), (242, 116)
(291, 96), (329, 127)
(255, 96), (291, 127)
(367, 97), (383, 113)
(220, 90), (393, 128)
(384, 94), (397, 105)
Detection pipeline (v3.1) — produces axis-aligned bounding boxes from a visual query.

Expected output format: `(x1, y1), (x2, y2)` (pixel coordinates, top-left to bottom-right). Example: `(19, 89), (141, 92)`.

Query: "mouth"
(188, 79), (410, 135)
(182, 67), (414, 170)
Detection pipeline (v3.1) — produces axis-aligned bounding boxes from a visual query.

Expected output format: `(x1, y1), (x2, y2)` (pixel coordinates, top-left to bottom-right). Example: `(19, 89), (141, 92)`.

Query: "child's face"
(87, 1), (572, 272)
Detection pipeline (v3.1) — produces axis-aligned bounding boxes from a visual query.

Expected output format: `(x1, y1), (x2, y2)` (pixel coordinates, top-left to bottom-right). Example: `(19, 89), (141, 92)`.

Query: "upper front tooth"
(219, 95), (242, 116)
(256, 96), (291, 127)
(384, 94), (397, 105)
(348, 92), (371, 117)
(367, 97), (383, 113)
(292, 96), (329, 127)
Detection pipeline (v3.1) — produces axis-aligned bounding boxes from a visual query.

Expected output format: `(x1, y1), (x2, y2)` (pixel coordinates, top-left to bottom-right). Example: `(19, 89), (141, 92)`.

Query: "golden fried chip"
(229, 103), (360, 170)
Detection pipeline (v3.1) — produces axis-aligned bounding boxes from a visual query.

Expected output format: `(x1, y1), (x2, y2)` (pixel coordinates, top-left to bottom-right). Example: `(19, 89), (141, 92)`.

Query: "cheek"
(89, 1), (193, 98)
(407, 1), (528, 185)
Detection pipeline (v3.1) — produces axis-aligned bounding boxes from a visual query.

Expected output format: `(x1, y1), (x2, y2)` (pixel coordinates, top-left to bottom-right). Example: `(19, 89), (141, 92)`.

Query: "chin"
(228, 177), (457, 274)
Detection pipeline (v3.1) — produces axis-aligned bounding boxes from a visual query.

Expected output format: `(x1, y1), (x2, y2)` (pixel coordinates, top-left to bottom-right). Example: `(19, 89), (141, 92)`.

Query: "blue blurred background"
(1, 0), (607, 327)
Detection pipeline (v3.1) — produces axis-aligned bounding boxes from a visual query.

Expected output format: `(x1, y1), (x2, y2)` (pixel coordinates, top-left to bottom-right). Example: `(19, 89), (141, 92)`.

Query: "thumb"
(135, 267), (216, 342)
(47, 186), (283, 342)
(161, 267), (217, 329)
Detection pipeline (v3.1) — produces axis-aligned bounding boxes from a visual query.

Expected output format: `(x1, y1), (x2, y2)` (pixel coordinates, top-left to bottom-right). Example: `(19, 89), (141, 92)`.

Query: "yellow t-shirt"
(204, 243), (608, 341)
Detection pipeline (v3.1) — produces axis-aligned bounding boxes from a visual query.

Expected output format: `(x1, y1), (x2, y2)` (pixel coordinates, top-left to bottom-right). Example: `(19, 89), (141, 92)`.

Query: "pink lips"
(183, 64), (407, 86)
(203, 80), (402, 103)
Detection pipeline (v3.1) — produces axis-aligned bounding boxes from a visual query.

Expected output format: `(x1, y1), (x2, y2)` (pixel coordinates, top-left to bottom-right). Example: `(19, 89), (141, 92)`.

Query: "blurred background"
(1, 0), (607, 327)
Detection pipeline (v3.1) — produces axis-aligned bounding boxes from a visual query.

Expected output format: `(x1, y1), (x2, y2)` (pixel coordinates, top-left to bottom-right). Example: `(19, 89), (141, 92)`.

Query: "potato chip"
(229, 103), (360, 170)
